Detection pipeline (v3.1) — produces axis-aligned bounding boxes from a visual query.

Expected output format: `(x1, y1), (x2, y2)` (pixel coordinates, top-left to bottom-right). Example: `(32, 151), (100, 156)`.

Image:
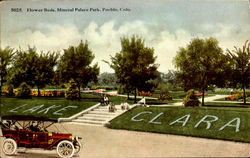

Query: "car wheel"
(57, 140), (75, 158)
(2, 138), (17, 155)
(74, 140), (82, 155)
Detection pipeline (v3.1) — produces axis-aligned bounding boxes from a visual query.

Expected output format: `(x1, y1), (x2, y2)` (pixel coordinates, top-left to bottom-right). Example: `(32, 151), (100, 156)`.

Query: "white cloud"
(2, 21), (249, 73)
(3, 24), (81, 52)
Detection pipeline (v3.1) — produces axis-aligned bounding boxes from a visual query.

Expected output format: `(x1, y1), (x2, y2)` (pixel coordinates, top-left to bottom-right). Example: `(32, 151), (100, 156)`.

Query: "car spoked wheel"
(57, 140), (75, 158)
(74, 139), (82, 155)
(2, 138), (17, 155)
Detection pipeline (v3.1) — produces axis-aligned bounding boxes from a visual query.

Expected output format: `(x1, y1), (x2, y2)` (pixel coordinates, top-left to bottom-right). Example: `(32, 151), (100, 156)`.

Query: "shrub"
(118, 85), (134, 94)
(118, 85), (125, 94)
(158, 92), (172, 100)
(6, 85), (15, 96)
(183, 89), (200, 107)
(65, 79), (80, 100)
(14, 82), (31, 98)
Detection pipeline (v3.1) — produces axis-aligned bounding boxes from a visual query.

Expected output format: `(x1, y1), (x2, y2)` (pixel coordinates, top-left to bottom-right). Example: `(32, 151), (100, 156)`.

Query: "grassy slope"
(0, 93), (141, 119)
(0, 96), (98, 119)
(109, 106), (250, 142)
(204, 102), (250, 108)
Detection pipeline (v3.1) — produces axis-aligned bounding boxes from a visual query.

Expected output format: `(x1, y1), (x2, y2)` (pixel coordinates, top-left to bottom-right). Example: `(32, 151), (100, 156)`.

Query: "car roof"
(0, 115), (58, 122)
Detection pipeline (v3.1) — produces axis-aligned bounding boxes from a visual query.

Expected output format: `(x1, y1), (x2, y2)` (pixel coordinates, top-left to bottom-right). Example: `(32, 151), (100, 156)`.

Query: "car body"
(0, 115), (82, 158)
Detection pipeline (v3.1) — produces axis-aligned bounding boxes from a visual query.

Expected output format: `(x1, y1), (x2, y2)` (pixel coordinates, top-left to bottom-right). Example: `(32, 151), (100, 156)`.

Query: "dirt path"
(1, 124), (249, 158)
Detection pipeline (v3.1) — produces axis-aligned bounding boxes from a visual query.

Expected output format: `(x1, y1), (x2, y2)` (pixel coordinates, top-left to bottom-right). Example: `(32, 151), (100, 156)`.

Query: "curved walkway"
(169, 94), (230, 106)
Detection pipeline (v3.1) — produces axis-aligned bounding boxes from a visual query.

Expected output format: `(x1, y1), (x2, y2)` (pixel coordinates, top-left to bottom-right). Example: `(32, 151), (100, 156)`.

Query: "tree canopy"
(226, 40), (250, 104)
(0, 47), (14, 95)
(174, 37), (228, 106)
(57, 40), (99, 98)
(107, 35), (159, 102)
(8, 47), (59, 95)
(98, 72), (118, 88)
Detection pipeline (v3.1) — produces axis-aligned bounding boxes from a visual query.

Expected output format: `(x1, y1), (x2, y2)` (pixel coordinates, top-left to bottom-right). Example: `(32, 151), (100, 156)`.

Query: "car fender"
(2, 134), (17, 142)
(45, 138), (72, 150)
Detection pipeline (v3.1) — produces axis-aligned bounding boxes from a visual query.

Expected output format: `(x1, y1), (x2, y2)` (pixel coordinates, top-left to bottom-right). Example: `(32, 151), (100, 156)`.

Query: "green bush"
(183, 89), (200, 107)
(6, 85), (15, 96)
(117, 85), (125, 94)
(65, 79), (80, 100)
(14, 82), (31, 98)
(158, 92), (172, 100)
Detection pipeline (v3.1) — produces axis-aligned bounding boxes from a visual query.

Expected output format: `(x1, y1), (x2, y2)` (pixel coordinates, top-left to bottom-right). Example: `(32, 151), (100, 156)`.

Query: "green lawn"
(81, 93), (142, 104)
(109, 106), (250, 142)
(0, 93), (142, 119)
(0, 95), (98, 119)
(203, 102), (250, 109)
(152, 91), (215, 99)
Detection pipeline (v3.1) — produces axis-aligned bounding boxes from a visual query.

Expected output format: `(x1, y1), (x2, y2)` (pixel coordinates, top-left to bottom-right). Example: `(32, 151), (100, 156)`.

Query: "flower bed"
(31, 90), (65, 97)
(138, 91), (152, 96)
(225, 94), (243, 101)
(195, 93), (208, 97)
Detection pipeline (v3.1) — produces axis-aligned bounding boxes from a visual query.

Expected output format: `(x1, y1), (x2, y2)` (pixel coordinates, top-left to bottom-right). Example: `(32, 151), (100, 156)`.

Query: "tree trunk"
(0, 71), (2, 96)
(134, 86), (137, 103)
(37, 87), (40, 96)
(127, 92), (130, 100)
(0, 81), (2, 97)
(243, 85), (246, 104)
(78, 85), (81, 100)
(201, 88), (205, 106)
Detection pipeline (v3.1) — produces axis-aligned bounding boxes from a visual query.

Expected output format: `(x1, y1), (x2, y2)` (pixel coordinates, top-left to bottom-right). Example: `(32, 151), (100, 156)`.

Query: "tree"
(57, 40), (99, 98)
(98, 72), (118, 88)
(0, 47), (14, 96)
(35, 51), (59, 96)
(8, 47), (37, 88)
(106, 35), (159, 103)
(8, 47), (59, 96)
(226, 40), (250, 104)
(174, 37), (228, 106)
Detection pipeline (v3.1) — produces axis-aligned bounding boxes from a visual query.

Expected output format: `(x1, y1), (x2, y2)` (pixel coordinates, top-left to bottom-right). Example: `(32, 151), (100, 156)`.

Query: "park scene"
(0, 0), (249, 157)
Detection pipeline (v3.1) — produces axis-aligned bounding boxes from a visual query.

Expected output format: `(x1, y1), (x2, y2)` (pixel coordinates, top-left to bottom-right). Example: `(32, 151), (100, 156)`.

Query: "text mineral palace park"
(23, 7), (131, 12)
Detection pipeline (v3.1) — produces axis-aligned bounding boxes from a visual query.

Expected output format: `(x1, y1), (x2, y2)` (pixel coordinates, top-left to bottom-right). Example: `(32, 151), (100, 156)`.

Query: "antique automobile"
(0, 115), (82, 158)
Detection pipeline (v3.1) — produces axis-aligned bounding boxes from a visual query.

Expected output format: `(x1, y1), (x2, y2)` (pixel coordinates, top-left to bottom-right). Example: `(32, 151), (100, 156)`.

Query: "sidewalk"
(162, 95), (231, 106)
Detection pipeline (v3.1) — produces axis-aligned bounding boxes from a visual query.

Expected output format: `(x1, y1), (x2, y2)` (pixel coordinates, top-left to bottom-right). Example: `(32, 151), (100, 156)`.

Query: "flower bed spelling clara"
(109, 107), (250, 142)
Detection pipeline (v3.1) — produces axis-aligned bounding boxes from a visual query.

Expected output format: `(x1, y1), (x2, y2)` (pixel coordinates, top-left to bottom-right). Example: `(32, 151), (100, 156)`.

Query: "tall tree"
(35, 51), (59, 96)
(57, 40), (99, 98)
(174, 37), (228, 106)
(107, 35), (159, 103)
(8, 47), (59, 95)
(0, 47), (14, 96)
(8, 47), (38, 88)
(226, 40), (250, 104)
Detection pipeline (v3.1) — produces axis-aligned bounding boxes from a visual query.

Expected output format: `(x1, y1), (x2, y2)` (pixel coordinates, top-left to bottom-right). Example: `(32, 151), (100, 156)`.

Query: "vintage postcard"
(0, 0), (249, 157)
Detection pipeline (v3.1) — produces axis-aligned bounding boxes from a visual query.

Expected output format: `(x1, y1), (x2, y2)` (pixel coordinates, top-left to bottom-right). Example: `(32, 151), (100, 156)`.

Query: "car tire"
(74, 139), (82, 155)
(2, 138), (17, 155)
(57, 140), (75, 158)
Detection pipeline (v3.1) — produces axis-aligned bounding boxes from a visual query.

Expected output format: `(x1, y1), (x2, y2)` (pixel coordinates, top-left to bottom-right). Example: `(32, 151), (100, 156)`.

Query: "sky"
(1, 0), (249, 73)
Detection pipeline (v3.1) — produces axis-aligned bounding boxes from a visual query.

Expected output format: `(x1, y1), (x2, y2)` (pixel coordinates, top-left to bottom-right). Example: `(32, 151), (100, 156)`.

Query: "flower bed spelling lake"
(109, 106), (250, 142)
(0, 97), (98, 119)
